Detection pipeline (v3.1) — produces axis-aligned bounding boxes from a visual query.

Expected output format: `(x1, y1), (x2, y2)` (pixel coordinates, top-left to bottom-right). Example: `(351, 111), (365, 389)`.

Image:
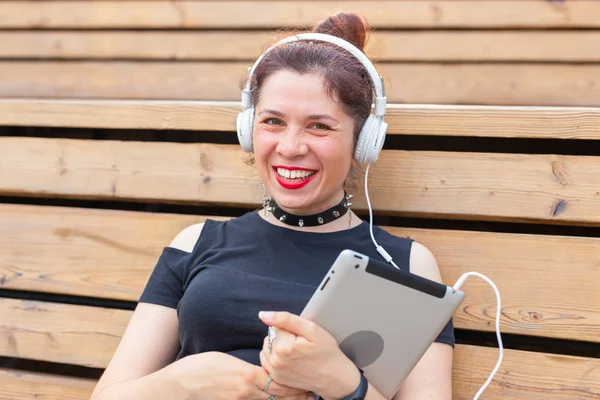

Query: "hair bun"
(312, 13), (370, 52)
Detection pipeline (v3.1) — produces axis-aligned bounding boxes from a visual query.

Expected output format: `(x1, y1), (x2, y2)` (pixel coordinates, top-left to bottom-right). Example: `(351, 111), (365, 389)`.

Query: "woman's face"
(253, 69), (355, 214)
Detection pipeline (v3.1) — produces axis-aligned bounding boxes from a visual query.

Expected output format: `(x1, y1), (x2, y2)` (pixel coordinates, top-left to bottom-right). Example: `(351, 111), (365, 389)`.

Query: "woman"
(91, 13), (453, 400)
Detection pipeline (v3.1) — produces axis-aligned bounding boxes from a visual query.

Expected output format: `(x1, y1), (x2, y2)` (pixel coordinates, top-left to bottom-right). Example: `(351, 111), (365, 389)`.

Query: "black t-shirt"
(138, 211), (454, 365)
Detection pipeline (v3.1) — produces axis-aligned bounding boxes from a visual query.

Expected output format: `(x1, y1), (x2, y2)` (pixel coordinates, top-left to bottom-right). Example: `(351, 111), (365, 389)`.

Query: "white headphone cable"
(452, 273), (504, 400)
(364, 163), (400, 269)
(365, 163), (504, 399)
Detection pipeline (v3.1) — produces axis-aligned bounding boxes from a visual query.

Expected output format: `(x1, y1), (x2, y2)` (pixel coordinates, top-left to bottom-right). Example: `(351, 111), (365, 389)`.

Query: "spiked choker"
(268, 191), (353, 227)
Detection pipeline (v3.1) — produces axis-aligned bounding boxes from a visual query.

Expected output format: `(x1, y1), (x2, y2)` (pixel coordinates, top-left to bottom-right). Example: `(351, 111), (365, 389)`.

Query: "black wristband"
(340, 371), (369, 400)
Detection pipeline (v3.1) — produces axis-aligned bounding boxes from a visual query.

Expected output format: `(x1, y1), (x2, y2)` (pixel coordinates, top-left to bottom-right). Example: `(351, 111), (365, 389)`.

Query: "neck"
(260, 207), (360, 233)
(261, 190), (361, 232)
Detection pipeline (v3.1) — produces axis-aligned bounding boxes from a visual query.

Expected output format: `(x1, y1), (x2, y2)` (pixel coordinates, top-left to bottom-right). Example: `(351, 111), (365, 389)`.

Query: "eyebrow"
(308, 114), (339, 123)
(257, 109), (339, 123)
(257, 109), (285, 117)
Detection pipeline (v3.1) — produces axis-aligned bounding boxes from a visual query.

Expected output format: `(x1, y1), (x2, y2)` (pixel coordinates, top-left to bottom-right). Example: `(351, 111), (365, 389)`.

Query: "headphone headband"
(242, 33), (386, 117)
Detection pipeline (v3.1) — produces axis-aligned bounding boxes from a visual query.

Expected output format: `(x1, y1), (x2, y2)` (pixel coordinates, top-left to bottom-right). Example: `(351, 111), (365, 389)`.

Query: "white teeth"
(277, 168), (290, 178)
(276, 168), (315, 179)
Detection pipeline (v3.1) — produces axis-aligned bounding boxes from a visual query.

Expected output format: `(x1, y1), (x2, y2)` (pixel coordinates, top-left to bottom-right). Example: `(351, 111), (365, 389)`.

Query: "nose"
(276, 124), (308, 158)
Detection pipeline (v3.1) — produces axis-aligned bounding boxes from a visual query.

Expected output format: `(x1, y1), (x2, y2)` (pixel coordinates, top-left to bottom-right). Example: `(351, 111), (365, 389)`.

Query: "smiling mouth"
(274, 167), (317, 181)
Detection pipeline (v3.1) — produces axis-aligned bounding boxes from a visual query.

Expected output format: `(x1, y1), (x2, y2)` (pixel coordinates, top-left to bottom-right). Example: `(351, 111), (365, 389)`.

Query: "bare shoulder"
(168, 222), (205, 253)
(409, 241), (443, 283)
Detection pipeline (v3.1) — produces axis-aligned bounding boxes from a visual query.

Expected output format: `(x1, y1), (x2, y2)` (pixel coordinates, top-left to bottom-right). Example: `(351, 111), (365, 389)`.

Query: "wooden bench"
(1, 1), (600, 399)
(1, 100), (599, 400)
(1, 0), (600, 106)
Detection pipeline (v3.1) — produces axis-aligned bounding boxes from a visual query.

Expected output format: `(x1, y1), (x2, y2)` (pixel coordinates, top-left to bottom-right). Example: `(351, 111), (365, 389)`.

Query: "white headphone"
(236, 32), (388, 164)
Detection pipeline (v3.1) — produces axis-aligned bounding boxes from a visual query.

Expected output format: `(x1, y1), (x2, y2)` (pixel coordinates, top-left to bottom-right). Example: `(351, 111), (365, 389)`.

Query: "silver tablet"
(300, 249), (464, 399)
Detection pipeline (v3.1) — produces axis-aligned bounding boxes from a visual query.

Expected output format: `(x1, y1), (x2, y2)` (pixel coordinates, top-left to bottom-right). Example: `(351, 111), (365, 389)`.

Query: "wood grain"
(0, 368), (95, 400)
(451, 345), (600, 400)
(379, 63), (600, 107)
(2, 99), (599, 139)
(2, 298), (599, 399)
(1, 1), (600, 29)
(367, 31), (600, 62)
(1, 204), (599, 342)
(389, 227), (600, 343)
(1, 138), (599, 225)
(3, 31), (600, 62)
(0, 298), (131, 368)
(2, 61), (600, 106)
(385, 104), (600, 139)
(0, 99), (243, 132)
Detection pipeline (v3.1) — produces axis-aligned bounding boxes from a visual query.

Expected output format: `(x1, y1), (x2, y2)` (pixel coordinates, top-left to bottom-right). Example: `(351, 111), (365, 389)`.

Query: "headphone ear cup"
(353, 115), (376, 163)
(365, 118), (387, 164)
(354, 115), (387, 164)
(236, 107), (255, 152)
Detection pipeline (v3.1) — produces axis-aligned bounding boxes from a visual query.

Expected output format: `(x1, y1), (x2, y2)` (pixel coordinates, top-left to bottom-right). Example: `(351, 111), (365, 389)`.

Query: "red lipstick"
(272, 166), (317, 190)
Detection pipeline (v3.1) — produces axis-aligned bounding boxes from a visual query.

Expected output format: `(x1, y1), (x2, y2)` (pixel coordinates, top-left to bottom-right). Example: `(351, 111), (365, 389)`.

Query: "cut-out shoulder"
(409, 241), (443, 283)
(168, 222), (205, 253)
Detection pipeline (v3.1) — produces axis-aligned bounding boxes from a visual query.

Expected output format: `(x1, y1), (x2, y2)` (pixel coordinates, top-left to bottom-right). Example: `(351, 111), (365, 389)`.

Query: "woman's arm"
(258, 241), (453, 400)
(91, 224), (200, 400)
(393, 241), (453, 400)
(393, 343), (453, 400)
(92, 222), (309, 400)
(330, 341), (452, 400)
(90, 302), (183, 400)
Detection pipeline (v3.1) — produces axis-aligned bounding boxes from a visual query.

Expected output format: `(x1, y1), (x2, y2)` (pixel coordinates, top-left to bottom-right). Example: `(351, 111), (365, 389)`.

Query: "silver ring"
(263, 375), (273, 392)
(269, 395), (276, 400)
(267, 326), (276, 352)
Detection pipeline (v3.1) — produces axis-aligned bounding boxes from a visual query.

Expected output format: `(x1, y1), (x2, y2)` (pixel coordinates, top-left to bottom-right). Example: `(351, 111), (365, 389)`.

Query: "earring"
(345, 191), (354, 228)
(260, 180), (271, 222)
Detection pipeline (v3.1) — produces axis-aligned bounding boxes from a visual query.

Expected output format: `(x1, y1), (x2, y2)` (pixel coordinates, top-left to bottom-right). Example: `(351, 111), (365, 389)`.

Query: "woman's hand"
(163, 351), (311, 400)
(258, 311), (362, 399)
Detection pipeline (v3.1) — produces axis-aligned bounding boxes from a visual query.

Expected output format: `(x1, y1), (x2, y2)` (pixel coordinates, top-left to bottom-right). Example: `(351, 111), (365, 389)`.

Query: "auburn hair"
(248, 13), (374, 144)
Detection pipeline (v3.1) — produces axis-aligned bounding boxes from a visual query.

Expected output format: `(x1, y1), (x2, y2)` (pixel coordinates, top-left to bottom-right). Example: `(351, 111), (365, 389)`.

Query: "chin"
(272, 193), (313, 211)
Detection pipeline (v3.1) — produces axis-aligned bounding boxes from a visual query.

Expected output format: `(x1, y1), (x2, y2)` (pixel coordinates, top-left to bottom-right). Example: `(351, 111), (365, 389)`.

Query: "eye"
(263, 118), (284, 126)
(309, 122), (331, 131)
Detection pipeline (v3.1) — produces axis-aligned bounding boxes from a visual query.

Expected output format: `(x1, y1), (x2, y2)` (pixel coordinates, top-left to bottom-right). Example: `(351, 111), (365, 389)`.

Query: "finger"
(255, 362), (307, 398)
(266, 382), (309, 398)
(260, 348), (274, 377)
(270, 326), (298, 358)
(259, 311), (317, 340)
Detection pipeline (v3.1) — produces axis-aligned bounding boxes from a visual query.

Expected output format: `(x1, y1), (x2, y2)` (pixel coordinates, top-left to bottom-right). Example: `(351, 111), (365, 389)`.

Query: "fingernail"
(259, 311), (275, 321)
(307, 394), (317, 400)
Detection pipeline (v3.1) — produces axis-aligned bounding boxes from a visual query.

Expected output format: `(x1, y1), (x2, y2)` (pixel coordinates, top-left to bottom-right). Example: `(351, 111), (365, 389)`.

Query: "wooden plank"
(2, 62), (600, 106)
(0, 99), (243, 133)
(2, 99), (600, 140)
(368, 31), (600, 62)
(0, 204), (207, 300)
(0, 368), (95, 400)
(385, 104), (600, 140)
(0, 138), (599, 225)
(2, 299), (600, 399)
(451, 345), (600, 400)
(1, 204), (599, 342)
(3, 31), (600, 62)
(1, 1), (600, 29)
(0, 31), (274, 61)
(0, 298), (130, 368)
(0, 349), (598, 400)
(391, 227), (600, 343)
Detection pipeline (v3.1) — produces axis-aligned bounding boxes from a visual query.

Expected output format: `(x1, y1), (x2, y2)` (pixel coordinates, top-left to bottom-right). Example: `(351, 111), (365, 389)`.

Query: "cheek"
(314, 138), (353, 169)
(252, 130), (278, 177)
(252, 130), (273, 157)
